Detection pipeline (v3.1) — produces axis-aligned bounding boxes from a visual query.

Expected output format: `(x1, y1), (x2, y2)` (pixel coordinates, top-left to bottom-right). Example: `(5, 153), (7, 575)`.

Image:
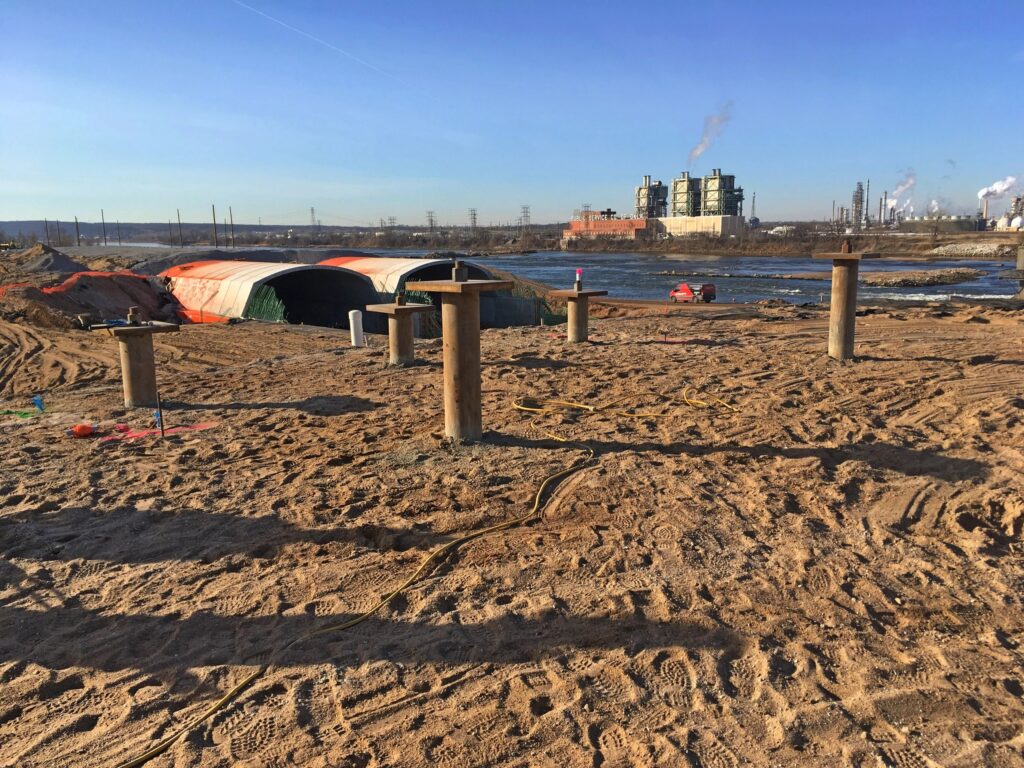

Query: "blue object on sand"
(32, 395), (44, 412)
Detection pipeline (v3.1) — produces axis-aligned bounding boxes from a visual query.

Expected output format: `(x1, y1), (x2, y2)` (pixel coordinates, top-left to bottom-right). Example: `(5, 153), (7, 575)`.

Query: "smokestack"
(643, 175), (651, 187)
(983, 198), (989, 219)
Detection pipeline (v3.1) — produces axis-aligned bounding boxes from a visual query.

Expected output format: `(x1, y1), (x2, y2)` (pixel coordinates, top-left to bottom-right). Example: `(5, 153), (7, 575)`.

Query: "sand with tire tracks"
(1, 304), (1023, 767)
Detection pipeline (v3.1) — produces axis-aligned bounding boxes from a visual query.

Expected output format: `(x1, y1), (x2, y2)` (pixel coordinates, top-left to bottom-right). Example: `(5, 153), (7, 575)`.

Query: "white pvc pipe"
(349, 310), (364, 347)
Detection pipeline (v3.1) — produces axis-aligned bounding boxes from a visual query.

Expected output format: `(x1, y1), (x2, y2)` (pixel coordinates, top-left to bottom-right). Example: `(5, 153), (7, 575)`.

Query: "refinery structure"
(562, 169), (746, 241)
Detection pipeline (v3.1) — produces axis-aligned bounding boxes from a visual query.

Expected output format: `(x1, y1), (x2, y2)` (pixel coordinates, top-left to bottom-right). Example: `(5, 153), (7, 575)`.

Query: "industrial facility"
(562, 169), (746, 241)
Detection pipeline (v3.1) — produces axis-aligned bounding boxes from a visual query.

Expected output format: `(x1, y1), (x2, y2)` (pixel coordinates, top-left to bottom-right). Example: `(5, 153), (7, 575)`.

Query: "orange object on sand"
(68, 423), (96, 438)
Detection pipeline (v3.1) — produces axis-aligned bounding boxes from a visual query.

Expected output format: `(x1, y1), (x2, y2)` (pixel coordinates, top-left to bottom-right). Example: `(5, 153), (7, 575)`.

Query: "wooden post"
(177, 209), (183, 247)
(812, 244), (879, 361)
(405, 274), (512, 442)
(365, 297), (434, 366)
(212, 204), (218, 247)
(101, 209), (107, 246)
(92, 319), (179, 408)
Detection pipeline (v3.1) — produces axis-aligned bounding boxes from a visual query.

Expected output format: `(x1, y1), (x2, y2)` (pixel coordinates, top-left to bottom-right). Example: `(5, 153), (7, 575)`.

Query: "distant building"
(565, 168), (747, 242)
(562, 209), (648, 240)
(635, 175), (668, 218)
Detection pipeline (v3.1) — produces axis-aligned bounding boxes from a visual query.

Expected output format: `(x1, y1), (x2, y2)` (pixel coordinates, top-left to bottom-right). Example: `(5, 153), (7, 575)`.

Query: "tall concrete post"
(813, 246), (879, 361)
(406, 268), (512, 442)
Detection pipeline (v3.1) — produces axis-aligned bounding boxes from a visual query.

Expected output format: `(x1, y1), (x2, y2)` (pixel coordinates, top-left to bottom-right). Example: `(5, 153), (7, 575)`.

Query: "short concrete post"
(365, 294), (434, 366)
(405, 272), (512, 442)
(117, 332), (157, 407)
(349, 310), (364, 347)
(549, 272), (608, 344)
(812, 244), (879, 361)
(91, 315), (179, 408)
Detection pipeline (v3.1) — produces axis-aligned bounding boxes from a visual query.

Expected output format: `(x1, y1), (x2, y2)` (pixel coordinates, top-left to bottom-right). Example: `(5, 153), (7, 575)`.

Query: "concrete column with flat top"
(365, 297), (435, 366)
(812, 249), (879, 360)
(549, 287), (608, 342)
(405, 273), (512, 442)
(92, 317), (179, 407)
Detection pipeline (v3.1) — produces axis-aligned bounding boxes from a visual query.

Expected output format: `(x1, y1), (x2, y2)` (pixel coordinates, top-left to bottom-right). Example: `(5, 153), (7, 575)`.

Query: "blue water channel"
(367, 249), (1016, 304)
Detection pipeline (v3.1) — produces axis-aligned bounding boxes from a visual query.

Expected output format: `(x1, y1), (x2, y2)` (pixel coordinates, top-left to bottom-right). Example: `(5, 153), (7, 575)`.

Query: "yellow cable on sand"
(112, 388), (735, 768)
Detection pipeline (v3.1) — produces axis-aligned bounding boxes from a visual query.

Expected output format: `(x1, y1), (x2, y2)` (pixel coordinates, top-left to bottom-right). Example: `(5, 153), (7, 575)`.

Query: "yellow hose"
(111, 388), (734, 768)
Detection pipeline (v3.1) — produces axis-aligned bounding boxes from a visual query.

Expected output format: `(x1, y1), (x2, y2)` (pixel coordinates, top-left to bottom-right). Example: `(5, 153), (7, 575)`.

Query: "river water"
(368, 249), (1016, 304)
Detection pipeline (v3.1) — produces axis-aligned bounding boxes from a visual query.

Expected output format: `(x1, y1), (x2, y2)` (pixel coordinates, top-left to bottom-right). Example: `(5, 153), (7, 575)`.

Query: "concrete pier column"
(405, 273), (512, 442)
(92, 317), (179, 408)
(550, 286), (608, 344)
(813, 246), (879, 361)
(365, 298), (435, 367)
(441, 292), (481, 440)
(827, 259), (859, 360)
(117, 332), (158, 407)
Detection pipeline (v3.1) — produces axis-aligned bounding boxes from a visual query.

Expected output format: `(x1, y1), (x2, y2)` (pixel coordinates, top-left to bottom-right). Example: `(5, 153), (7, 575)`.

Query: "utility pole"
(212, 204), (219, 247)
(101, 209), (108, 246)
(177, 209), (183, 247)
(56, 219), (62, 247)
(75, 216), (81, 246)
(116, 220), (122, 246)
(168, 220), (173, 244)
(229, 206), (235, 247)
(44, 218), (50, 246)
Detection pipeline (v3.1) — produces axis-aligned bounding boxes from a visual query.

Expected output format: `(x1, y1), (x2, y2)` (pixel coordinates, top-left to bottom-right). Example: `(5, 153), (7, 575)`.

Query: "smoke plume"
(977, 176), (1017, 200)
(928, 199), (940, 214)
(688, 102), (733, 166)
(891, 170), (916, 200)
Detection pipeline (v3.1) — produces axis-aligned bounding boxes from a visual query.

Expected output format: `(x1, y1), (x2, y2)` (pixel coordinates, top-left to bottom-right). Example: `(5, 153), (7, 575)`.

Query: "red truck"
(669, 282), (716, 303)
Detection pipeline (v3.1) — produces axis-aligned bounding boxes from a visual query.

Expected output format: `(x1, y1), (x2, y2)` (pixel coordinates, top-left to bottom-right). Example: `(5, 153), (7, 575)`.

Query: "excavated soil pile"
(0, 244), (88, 278)
(1, 307), (1023, 767)
(1, 272), (179, 329)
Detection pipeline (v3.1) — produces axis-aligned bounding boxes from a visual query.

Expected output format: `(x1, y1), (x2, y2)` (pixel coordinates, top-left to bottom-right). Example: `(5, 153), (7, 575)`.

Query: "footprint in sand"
(879, 746), (944, 768)
(727, 647), (768, 702)
(688, 731), (739, 768)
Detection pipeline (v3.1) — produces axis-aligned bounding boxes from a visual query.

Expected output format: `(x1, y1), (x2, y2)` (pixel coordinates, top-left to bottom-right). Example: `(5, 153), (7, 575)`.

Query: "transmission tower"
(387, 216), (396, 228)
(309, 207), (316, 229)
(520, 205), (530, 236)
(426, 210), (437, 233)
(469, 208), (477, 231)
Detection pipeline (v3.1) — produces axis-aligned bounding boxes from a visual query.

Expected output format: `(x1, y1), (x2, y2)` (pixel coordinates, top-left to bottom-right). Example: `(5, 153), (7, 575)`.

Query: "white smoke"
(891, 170), (916, 200)
(977, 176), (1017, 200)
(928, 199), (940, 214)
(688, 101), (733, 166)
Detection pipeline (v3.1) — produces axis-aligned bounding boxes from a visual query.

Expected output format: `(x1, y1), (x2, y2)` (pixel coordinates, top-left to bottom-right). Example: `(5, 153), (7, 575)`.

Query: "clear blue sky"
(1, 0), (1020, 226)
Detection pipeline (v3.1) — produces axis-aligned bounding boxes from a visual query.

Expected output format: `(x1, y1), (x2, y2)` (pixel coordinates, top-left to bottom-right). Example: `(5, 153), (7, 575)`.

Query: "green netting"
(244, 284), (287, 323)
(404, 290), (441, 337)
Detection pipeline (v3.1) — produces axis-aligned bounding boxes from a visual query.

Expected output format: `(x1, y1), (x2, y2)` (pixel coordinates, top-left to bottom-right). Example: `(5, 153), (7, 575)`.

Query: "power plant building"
(635, 175), (668, 218)
(564, 170), (746, 241)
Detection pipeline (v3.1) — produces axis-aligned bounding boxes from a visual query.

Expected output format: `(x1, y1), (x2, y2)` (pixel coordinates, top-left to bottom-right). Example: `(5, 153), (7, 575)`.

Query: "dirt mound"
(1, 272), (179, 328)
(0, 244), (88, 279)
(18, 244), (88, 274)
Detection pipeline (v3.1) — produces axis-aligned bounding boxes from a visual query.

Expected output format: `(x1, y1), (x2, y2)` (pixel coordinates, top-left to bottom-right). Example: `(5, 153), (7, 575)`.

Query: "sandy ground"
(1, 305), (1023, 767)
